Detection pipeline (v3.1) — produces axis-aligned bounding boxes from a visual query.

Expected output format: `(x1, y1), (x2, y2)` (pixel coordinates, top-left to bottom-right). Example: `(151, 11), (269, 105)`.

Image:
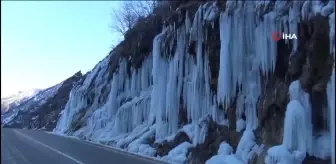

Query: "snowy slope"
(2, 72), (82, 130)
(2, 83), (63, 125)
(1, 89), (41, 114)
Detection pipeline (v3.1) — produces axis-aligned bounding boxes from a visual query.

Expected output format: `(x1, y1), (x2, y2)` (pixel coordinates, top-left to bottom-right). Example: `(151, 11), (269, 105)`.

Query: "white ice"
(161, 141), (193, 163)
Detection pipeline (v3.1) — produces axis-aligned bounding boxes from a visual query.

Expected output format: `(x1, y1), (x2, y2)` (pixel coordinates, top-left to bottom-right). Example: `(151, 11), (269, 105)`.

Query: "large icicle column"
(217, 1), (281, 131)
(327, 67), (335, 164)
(150, 3), (217, 145)
(287, 80), (313, 155)
(189, 3), (214, 145)
(54, 57), (110, 134)
(151, 28), (170, 140)
(114, 57), (153, 134)
(328, 9), (335, 164)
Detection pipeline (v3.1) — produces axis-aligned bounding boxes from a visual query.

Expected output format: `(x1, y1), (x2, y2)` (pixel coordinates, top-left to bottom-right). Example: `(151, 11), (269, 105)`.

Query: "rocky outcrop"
(155, 132), (191, 157)
(303, 156), (331, 164)
(257, 78), (289, 147)
(188, 119), (241, 164)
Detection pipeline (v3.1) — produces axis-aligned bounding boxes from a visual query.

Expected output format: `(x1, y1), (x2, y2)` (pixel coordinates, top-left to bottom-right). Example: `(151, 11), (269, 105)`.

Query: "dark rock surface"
(188, 119), (241, 164)
(155, 132), (191, 157)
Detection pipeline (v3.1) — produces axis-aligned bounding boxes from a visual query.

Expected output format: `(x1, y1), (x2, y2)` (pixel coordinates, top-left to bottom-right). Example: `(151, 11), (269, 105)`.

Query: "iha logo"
(272, 32), (297, 41)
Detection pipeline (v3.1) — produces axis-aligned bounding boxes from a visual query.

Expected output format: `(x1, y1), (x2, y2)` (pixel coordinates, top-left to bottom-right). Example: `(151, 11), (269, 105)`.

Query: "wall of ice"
(54, 0), (335, 163)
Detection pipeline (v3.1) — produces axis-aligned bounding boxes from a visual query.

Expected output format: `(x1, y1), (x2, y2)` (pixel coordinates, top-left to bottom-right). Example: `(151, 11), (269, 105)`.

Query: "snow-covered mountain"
(52, 1), (334, 164)
(2, 71), (83, 130)
(1, 89), (41, 114)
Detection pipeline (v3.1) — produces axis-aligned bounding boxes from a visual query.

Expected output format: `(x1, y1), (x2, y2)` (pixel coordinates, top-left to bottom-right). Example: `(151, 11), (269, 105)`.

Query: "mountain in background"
(1, 88), (41, 114)
(2, 71), (83, 131)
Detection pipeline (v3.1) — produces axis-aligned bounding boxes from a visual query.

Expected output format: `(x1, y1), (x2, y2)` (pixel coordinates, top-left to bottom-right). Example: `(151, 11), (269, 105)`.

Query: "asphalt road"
(1, 128), (166, 164)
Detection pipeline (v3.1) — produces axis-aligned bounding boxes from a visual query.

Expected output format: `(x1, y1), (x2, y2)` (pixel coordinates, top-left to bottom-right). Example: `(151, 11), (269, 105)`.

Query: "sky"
(1, 1), (123, 97)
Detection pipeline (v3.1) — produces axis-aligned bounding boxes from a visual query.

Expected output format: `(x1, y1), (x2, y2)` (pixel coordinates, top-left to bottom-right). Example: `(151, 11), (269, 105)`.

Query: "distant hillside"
(1, 89), (41, 114)
(2, 71), (83, 131)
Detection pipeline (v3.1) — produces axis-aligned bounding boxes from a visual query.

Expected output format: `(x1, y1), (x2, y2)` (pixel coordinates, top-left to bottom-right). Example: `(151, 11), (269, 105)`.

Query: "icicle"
(225, 1), (237, 15)
(301, 1), (312, 21)
(165, 26), (186, 135)
(289, 2), (302, 53)
(183, 55), (194, 122)
(188, 5), (213, 125)
(230, 2), (245, 96)
(204, 1), (218, 22)
(185, 11), (191, 35)
(54, 58), (109, 134)
(235, 130), (262, 163)
(301, 0), (325, 20)
(328, 6), (335, 164)
(330, 12), (335, 56)
(217, 1), (262, 131)
(217, 12), (232, 109)
(288, 80), (313, 155)
(312, 1), (324, 16)
(193, 119), (208, 145)
(283, 100), (308, 154)
(322, 0), (335, 16)
(255, 11), (278, 74)
(150, 29), (169, 139)
(327, 68), (335, 164)
(243, 2), (260, 130)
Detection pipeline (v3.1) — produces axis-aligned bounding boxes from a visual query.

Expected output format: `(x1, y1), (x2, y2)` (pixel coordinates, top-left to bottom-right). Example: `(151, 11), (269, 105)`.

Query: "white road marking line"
(3, 146), (18, 164)
(66, 137), (164, 164)
(14, 130), (86, 164)
(10, 145), (31, 164)
(46, 131), (168, 164)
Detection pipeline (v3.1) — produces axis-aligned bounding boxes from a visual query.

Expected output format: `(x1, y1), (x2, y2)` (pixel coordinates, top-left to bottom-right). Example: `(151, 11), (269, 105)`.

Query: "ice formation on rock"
(55, 57), (109, 134)
(161, 142), (193, 163)
(235, 130), (264, 163)
(265, 145), (305, 164)
(217, 1), (287, 131)
(288, 80), (313, 154)
(328, 68), (335, 164)
(218, 142), (233, 155)
(283, 100), (309, 154)
(54, 0), (335, 163)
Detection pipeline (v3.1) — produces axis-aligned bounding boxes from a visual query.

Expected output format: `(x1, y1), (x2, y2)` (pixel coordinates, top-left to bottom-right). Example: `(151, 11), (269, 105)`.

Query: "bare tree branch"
(111, 1), (157, 36)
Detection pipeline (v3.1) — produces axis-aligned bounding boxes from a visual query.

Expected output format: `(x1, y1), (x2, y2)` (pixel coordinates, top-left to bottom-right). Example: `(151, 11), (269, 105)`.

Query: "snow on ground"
(2, 112), (18, 124)
(161, 142), (193, 163)
(312, 132), (331, 160)
(265, 145), (305, 164)
(2, 81), (64, 126)
(235, 130), (264, 163)
(205, 141), (243, 164)
(206, 154), (244, 164)
(218, 142), (233, 155)
(206, 131), (264, 164)
(155, 123), (195, 144)
(1, 88), (41, 108)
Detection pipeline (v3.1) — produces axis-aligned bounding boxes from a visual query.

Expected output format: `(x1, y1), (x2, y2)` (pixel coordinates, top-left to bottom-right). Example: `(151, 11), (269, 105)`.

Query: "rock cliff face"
(3, 71), (82, 131)
(53, 1), (334, 164)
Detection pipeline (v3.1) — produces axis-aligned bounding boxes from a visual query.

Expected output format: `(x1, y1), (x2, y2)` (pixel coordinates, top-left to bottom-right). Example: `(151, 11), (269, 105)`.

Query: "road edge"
(44, 131), (176, 164)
